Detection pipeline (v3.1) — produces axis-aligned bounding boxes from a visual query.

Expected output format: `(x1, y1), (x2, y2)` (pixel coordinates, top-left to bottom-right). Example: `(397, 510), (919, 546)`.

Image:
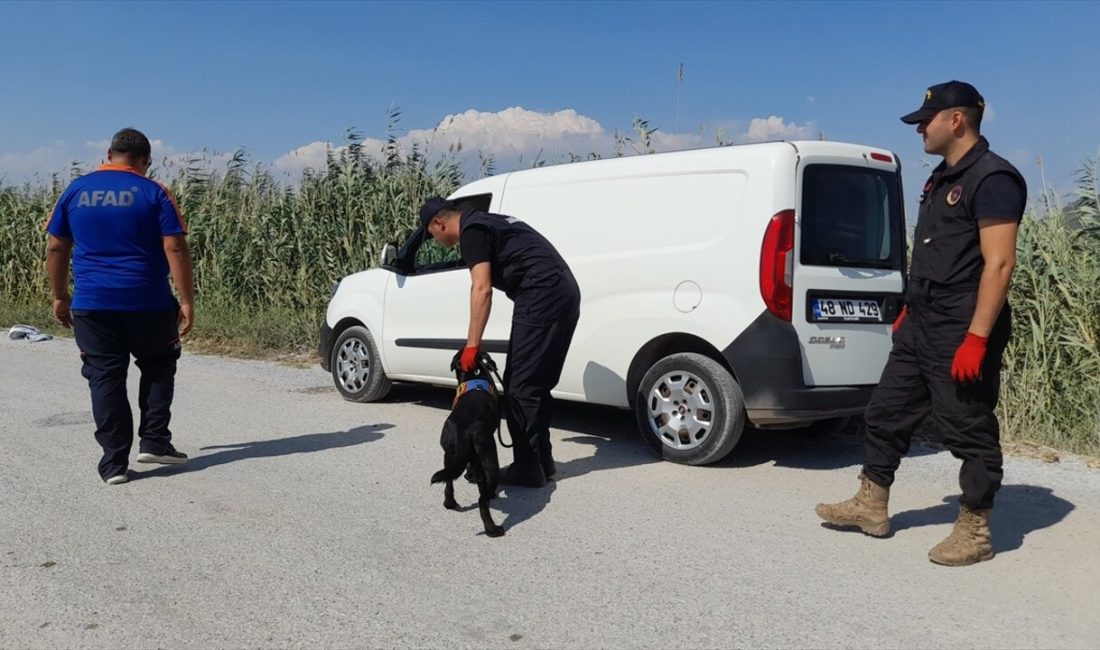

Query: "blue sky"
(2, 1), (1098, 211)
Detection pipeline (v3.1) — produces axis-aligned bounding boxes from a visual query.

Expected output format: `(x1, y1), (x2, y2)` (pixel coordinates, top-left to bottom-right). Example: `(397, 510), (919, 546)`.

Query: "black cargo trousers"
(72, 308), (182, 480)
(503, 271), (582, 470)
(862, 277), (1011, 510)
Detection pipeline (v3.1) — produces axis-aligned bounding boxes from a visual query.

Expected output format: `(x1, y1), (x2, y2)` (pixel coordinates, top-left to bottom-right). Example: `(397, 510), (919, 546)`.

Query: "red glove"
(892, 306), (908, 333)
(460, 346), (480, 372)
(950, 333), (988, 383)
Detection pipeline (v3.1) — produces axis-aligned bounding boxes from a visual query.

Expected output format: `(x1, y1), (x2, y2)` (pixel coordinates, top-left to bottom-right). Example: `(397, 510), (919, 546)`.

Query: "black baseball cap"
(900, 81), (985, 124)
(418, 197), (455, 237)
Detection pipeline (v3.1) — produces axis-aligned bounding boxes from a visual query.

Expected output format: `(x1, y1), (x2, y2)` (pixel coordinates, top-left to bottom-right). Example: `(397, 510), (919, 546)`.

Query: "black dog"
(430, 351), (505, 537)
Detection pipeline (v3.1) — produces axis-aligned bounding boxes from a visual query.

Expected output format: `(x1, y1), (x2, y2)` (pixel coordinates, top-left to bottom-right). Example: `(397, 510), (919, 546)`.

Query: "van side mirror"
(381, 242), (398, 268)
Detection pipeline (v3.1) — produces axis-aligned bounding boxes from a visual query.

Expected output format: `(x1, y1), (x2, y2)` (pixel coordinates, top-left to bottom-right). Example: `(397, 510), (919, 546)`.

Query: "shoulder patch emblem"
(946, 185), (963, 206)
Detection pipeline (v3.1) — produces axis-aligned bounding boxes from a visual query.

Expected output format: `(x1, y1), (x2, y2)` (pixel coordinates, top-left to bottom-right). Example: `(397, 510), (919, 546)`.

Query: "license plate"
(811, 297), (882, 323)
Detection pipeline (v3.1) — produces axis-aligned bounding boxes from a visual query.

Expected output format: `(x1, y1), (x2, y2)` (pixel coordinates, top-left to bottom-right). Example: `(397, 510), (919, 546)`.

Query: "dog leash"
(487, 365), (513, 449)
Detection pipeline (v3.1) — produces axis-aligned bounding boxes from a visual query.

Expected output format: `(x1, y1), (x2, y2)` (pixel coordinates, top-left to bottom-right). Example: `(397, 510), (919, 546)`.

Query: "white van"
(319, 140), (906, 465)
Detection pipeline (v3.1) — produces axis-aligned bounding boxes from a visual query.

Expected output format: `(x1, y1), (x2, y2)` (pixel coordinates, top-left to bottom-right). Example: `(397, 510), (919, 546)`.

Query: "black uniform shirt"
(460, 225), (494, 267)
(972, 173), (1026, 222)
(456, 209), (579, 323)
(910, 137), (1027, 286)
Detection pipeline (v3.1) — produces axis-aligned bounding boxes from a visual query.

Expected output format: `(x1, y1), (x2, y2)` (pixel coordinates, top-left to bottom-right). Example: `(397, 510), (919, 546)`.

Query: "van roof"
(450, 140), (897, 198)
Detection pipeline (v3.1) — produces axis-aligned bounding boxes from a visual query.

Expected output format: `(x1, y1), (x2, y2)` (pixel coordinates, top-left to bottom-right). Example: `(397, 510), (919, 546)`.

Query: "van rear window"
(800, 165), (903, 270)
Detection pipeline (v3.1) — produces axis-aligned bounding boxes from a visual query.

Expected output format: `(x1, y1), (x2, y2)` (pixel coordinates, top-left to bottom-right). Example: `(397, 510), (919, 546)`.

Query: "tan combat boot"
(815, 474), (891, 537)
(928, 505), (994, 566)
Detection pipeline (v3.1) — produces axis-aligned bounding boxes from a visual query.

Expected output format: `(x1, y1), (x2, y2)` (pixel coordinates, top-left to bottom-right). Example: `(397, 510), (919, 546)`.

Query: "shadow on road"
(456, 399), (653, 531)
(391, 386), (947, 475)
(890, 485), (1075, 554)
(495, 481), (559, 532)
(382, 383), (456, 410)
(390, 383), (637, 434)
(391, 383), (655, 530)
(393, 383), (659, 481)
(133, 423), (392, 479)
(714, 418), (941, 472)
(491, 425), (661, 531)
(375, 387), (1076, 548)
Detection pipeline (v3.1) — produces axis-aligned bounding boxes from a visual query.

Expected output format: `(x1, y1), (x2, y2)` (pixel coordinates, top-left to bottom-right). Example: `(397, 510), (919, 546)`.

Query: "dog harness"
(453, 378), (495, 406)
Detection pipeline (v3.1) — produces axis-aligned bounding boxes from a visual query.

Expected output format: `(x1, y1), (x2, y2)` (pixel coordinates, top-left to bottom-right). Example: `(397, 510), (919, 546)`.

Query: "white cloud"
(0, 137), (212, 182)
(743, 116), (817, 142)
(0, 142), (81, 181)
(345, 107), (613, 166)
(341, 107), (811, 168)
(0, 108), (819, 183)
(409, 107), (604, 153)
(270, 107), (618, 179)
(982, 101), (996, 124)
(273, 140), (334, 176)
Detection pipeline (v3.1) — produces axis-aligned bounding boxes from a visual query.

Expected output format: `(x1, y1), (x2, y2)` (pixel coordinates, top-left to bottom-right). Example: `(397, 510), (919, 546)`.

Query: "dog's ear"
(450, 349), (462, 374)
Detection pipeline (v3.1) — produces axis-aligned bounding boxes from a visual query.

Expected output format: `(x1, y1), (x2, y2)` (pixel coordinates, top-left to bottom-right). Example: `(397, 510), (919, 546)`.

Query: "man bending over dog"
(419, 197), (581, 488)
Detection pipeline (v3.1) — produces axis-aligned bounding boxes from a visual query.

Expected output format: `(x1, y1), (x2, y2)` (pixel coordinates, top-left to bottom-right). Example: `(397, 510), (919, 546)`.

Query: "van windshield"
(800, 164), (903, 270)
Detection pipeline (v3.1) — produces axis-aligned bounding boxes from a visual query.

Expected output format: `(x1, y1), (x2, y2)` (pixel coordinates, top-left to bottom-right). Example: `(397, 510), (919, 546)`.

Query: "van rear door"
(791, 150), (906, 386)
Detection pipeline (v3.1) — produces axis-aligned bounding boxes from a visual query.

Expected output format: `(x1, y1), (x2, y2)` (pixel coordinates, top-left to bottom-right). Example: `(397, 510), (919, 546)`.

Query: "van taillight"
(760, 209), (795, 321)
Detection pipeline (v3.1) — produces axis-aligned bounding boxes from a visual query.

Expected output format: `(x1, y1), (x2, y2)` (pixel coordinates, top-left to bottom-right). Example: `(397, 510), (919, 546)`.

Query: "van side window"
(409, 193), (493, 274)
(801, 165), (903, 270)
(415, 238), (462, 270)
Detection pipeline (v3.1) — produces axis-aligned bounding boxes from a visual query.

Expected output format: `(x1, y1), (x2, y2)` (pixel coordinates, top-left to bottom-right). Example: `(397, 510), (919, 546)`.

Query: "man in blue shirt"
(45, 128), (196, 485)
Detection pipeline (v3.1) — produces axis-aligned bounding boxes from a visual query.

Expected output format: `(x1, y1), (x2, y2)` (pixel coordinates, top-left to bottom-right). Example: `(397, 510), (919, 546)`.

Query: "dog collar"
(454, 378), (494, 406)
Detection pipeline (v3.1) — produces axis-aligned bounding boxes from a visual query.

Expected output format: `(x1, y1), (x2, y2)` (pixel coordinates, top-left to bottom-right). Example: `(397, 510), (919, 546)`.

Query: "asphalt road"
(2, 334), (1098, 649)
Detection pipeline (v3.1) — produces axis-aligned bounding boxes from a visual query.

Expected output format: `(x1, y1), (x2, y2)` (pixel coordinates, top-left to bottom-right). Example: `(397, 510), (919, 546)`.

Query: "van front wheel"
(634, 353), (746, 465)
(331, 325), (392, 402)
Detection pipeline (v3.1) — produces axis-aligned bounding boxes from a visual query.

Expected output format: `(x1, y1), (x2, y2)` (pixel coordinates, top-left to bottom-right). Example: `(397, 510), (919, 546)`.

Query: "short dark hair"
(955, 106), (983, 133)
(109, 128), (152, 161)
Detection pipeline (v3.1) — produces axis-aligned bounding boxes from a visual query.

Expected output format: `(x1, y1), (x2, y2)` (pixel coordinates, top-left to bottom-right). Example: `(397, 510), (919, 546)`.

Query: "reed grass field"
(1, 133), (1097, 456)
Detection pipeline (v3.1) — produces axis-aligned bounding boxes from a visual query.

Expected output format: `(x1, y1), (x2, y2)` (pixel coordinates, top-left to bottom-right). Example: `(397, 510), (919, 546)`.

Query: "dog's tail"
(430, 467), (459, 484)
(431, 423), (470, 485)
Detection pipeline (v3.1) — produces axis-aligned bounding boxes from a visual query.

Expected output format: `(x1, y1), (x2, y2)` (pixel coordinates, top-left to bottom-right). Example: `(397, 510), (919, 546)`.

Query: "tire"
(330, 325), (392, 402)
(634, 353), (746, 465)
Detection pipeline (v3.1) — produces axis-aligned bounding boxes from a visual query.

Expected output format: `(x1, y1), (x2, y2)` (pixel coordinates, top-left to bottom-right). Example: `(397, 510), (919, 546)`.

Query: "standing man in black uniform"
(420, 197), (581, 488)
(816, 81), (1027, 565)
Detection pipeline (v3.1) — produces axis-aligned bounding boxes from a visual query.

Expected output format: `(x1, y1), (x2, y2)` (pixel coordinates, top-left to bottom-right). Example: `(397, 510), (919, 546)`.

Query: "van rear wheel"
(634, 353), (746, 465)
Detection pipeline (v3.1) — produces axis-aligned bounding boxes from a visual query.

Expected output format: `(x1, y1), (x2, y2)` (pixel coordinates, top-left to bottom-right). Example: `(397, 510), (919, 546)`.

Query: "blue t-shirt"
(45, 164), (187, 311)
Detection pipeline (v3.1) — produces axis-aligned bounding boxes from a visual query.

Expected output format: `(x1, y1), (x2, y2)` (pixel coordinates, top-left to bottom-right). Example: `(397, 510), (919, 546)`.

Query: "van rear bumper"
(723, 311), (874, 427)
(746, 388), (873, 426)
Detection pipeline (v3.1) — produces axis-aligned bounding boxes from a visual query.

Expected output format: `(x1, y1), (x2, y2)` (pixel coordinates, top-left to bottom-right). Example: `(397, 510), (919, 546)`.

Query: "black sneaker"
(500, 462), (547, 488)
(136, 447), (188, 465)
(104, 472), (130, 485)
